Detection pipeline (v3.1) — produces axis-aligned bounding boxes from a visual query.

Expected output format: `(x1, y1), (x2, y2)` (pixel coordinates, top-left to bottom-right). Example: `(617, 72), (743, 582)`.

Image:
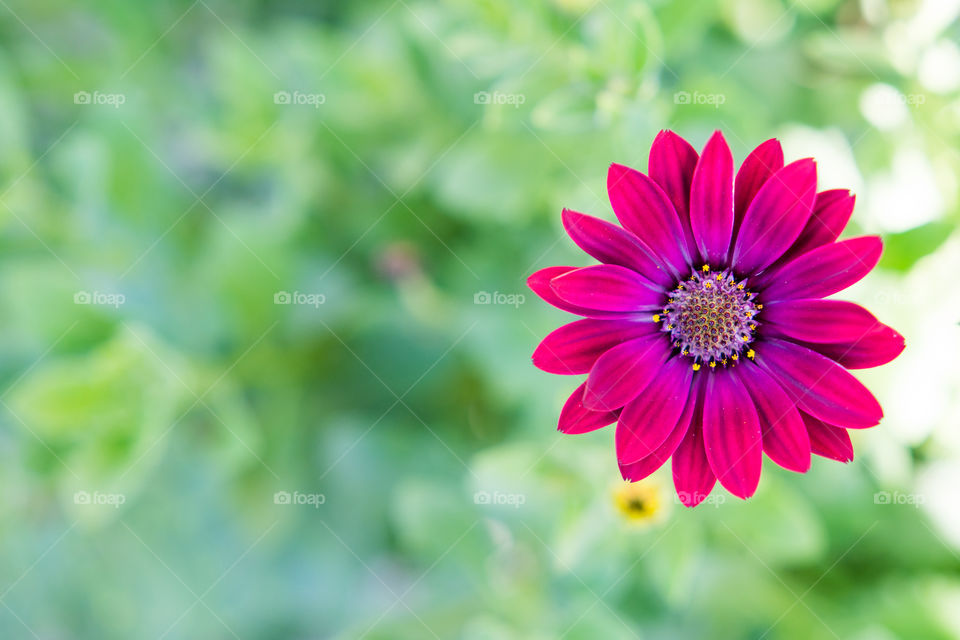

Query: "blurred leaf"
(879, 221), (953, 272)
(710, 475), (827, 566)
(7, 325), (193, 502)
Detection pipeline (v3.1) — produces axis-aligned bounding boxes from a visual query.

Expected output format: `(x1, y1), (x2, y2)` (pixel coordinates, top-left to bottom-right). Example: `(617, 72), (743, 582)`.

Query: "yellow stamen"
(731, 354), (739, 361)
(716, 274), (722, 281)
(756, 304), (763, 310)
(652, 314), (660, 323)
(692, 363), (701, 371)
(709, 361), (717, 368)
(737, 283), (745, 290)
(747, 349), (756, 359)
(702, 264), (710, 272)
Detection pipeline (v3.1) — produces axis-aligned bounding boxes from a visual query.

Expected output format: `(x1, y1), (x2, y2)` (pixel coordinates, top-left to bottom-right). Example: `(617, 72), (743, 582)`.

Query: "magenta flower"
(529, 130), (904, 506)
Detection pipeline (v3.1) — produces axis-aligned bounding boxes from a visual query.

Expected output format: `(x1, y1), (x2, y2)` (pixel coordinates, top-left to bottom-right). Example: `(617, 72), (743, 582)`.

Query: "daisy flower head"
(529, 131), (905, 507)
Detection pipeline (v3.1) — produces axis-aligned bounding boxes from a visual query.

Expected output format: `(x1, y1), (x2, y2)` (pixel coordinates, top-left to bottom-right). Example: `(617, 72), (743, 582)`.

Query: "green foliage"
(0, 0), (957, 638)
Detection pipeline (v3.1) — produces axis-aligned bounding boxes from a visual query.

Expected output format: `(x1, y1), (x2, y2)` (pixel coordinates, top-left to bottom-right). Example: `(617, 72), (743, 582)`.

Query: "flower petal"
(672, 389), (716, 507)
(702, 370), (763, 499)
(778, 189), (855, 264)
(607, 163), (690, 277)
(528, 266), (632, 318)
(561, 209), (675, 288)
(550, 265), (664, 312)
(690, 131), (734, 266)
(803, 413), (854, 462)
(754, 338), (882, 428)
(558, 382), (620, 434)
(734, 138), (784, 238)
(738, 362), (811, 473)
(757, 236), (883, 301)
(762, 299), (883, 343)
(616, 356), (694, 464)
(618, 375), (701, 482)
(648, 130), (700, 262)
(731, 159), (817, 275)
(798, 323), (905, 370)
(532, 318), (658, 375)
(584, 334), (671, 411)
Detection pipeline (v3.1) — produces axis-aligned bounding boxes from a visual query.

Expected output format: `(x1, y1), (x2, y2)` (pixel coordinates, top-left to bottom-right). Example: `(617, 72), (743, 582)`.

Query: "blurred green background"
(1, 0), (959, 638)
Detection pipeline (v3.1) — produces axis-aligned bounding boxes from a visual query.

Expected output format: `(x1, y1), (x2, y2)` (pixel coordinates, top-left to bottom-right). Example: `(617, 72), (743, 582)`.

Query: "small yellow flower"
(612, 480), (669, 526)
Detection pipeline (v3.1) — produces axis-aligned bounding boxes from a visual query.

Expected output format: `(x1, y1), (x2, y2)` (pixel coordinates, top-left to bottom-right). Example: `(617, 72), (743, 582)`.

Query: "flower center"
(657, 267), (760, 369)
